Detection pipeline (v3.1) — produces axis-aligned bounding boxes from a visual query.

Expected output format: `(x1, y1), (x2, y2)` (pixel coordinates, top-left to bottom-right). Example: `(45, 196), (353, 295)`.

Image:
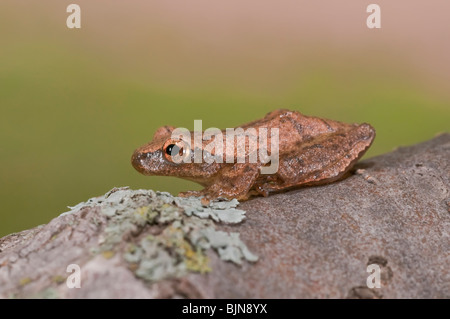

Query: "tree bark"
(0, 133), (448, 298)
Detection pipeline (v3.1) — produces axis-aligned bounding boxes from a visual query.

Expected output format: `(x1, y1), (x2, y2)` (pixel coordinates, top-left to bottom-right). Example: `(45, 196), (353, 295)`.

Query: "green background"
(1, 1), (449, 237)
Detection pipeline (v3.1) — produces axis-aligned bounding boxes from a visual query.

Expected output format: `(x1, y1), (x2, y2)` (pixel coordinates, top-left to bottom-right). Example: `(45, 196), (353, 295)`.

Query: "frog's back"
(245, 109), (358, 153)
(252, 109), (375, 194)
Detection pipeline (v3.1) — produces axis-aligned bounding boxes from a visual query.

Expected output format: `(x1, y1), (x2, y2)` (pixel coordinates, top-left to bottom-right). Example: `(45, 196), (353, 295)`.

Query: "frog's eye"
(163, 139), (190, 163)
(165, 144), (178, 156)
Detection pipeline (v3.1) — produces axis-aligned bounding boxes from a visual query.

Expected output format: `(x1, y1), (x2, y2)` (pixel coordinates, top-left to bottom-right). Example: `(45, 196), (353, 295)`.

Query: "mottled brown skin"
(131, 109), (375, 200)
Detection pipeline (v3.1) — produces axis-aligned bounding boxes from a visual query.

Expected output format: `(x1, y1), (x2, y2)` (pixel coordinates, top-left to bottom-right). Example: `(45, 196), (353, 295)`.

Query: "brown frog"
(131, 109), (375, 201)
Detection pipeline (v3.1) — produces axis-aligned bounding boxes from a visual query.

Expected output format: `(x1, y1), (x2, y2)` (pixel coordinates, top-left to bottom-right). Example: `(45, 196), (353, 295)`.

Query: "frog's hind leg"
(309, 123), (375, 183)
(276, 122), (375, 189)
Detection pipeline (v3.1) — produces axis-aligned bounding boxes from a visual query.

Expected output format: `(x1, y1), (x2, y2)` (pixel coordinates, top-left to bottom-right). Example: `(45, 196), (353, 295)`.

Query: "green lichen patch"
(175, 197), (246, 224)
(64, 187), (258, 283)
(196, 229), (259, 265)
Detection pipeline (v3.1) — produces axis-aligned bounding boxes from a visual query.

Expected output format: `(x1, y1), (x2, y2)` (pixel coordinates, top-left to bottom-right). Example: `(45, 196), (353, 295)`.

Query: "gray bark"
(0, 133), (448, 298)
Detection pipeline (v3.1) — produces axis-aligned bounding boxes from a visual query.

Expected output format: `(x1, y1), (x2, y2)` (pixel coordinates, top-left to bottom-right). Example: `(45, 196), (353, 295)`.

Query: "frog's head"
(131, 126), (217, 184)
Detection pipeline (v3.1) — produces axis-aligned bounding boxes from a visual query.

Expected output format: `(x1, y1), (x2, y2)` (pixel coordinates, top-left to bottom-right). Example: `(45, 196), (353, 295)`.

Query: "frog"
(131, 109), (375, 201)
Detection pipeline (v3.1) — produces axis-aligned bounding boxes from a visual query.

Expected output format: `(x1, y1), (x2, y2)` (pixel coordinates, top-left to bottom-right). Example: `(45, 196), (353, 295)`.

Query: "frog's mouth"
(131, 148), (183, 176)
(131, 148), (216, 186)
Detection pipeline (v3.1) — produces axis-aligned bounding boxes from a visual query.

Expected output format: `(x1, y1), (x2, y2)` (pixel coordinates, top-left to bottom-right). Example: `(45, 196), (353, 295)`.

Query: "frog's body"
(132, 109), (375, 200)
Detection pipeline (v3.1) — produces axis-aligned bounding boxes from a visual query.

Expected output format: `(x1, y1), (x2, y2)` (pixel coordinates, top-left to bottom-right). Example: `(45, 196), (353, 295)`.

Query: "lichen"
(175, 196), (246, 224)
(63, 187), (258, 283)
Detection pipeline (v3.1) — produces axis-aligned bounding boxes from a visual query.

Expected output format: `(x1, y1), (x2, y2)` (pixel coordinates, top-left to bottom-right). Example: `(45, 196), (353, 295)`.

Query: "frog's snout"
(131, 148), (165, 175)
(131, 150), (147, 174)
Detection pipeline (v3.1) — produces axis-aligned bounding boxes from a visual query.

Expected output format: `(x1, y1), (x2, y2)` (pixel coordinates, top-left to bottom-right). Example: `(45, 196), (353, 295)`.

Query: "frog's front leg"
(180, 164), (260, 201)
(206, 164), (260, 200)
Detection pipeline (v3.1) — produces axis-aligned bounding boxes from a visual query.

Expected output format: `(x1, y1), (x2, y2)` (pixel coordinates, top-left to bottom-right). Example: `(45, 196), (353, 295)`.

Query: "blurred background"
(0, 0), (449, 237)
